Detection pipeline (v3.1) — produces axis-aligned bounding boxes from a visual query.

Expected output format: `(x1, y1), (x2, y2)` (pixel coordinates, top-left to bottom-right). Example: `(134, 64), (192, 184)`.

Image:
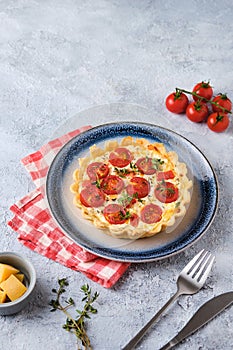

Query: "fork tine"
(187, 250), (210, 277)
(196, 254), (215, 283)
(182, 249), (206, 274)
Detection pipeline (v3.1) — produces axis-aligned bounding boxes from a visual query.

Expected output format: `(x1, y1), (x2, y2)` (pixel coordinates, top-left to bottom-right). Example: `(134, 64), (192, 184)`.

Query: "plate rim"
(46, 121), (219, 262)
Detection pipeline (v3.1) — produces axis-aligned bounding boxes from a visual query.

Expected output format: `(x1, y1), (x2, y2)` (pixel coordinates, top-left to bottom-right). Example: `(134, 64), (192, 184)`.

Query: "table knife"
(160, 291), (233, 350)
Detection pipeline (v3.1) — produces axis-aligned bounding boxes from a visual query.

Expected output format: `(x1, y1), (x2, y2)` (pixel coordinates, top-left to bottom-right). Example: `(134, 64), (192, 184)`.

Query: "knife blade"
(159, 291), (233, 350)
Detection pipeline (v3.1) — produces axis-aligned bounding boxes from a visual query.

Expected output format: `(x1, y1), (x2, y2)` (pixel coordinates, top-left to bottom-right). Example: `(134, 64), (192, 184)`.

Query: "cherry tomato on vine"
(186, 101), (209, 122)
(192, 81), (213, 102)
(207, 112), (229, 132)
(212, 94), (232, 113)
(165, 90), (189, 114)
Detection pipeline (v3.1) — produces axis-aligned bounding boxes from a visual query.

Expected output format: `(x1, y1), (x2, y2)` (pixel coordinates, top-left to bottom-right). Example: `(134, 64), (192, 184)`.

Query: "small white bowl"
(0, 252), (36, 315)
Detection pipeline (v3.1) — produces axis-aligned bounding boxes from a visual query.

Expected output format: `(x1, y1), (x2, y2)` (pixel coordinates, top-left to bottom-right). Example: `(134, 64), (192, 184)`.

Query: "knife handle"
(159, 338), (178, 350)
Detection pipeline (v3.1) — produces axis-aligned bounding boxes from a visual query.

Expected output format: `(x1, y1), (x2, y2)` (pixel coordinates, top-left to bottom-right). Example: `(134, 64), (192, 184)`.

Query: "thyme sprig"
(114, 167), (131, 177)
(114, 162), (139, 177)
(49, 278), (99, 350)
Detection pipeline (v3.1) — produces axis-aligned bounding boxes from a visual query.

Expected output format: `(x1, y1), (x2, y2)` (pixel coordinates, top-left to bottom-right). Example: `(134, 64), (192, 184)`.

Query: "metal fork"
(122, 249), (215, 350)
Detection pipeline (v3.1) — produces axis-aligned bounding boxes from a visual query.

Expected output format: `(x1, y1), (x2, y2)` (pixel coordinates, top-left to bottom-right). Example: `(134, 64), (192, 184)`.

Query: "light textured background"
(1, 0), (233, 349)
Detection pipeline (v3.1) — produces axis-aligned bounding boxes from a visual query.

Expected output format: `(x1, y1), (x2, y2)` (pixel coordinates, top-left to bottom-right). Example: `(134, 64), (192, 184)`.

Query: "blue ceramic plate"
(46, 122), (218, 262)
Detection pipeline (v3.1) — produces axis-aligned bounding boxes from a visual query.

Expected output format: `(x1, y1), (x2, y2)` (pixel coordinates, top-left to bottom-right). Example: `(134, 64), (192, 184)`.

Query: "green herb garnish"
(129, 162), (138, 170)
(114, 163), (138, 177)
(119, 210), (131, 220)
(118, 192), (133, 206)
(49, 278), (99, 350)
(92, 178), (101, 188)
(152, 158), (164, 170)
(114, 167), (131, 177)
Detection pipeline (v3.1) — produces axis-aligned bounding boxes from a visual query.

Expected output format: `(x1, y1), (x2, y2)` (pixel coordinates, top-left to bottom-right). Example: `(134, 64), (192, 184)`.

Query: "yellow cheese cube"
(0, 274), (27, 301)
(15, 273), (24, 283)
(0, 263), (19, 283)
(0, 290), (7, 303)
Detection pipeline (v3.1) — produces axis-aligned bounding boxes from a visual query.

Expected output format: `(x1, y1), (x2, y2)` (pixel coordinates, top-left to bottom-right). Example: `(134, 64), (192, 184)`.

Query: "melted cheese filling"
(70, 137), (193, 239)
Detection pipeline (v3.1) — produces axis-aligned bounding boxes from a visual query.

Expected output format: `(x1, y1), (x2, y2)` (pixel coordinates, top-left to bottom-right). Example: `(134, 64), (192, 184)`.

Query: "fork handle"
(121, 290), (181, 350)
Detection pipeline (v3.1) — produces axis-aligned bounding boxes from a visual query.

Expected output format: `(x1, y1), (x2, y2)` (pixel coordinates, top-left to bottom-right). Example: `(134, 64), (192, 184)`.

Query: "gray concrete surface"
(1, 1), (233, 349)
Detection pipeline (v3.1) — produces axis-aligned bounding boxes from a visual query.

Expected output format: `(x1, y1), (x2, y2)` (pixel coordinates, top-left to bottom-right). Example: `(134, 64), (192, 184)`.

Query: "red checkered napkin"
(8, 126), (130, 288)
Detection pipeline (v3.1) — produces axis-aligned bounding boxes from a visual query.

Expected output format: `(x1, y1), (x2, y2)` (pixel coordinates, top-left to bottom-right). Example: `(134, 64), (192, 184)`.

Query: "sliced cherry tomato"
(165, 90), (189, 114)
(155, 182), (179, 203)
(212, 94), (232, 113)
(103, 204), (128, 224)
(141, 204), (162, 224)
(101, 175), (124, 195)
(192, 81), (213, 102)
(157, 170), (175, 181)
(126, 177), (150, 199)
(136, 157), (157, 175)
(81, 180), (93, 188)
(207, 112), (229, 133)
(87, 162), (109, 180)
(80, 185), (105, 207)
(130, 213), (139, 227)
(186, 101), (209, 123)
(109, 147), (133, 168)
